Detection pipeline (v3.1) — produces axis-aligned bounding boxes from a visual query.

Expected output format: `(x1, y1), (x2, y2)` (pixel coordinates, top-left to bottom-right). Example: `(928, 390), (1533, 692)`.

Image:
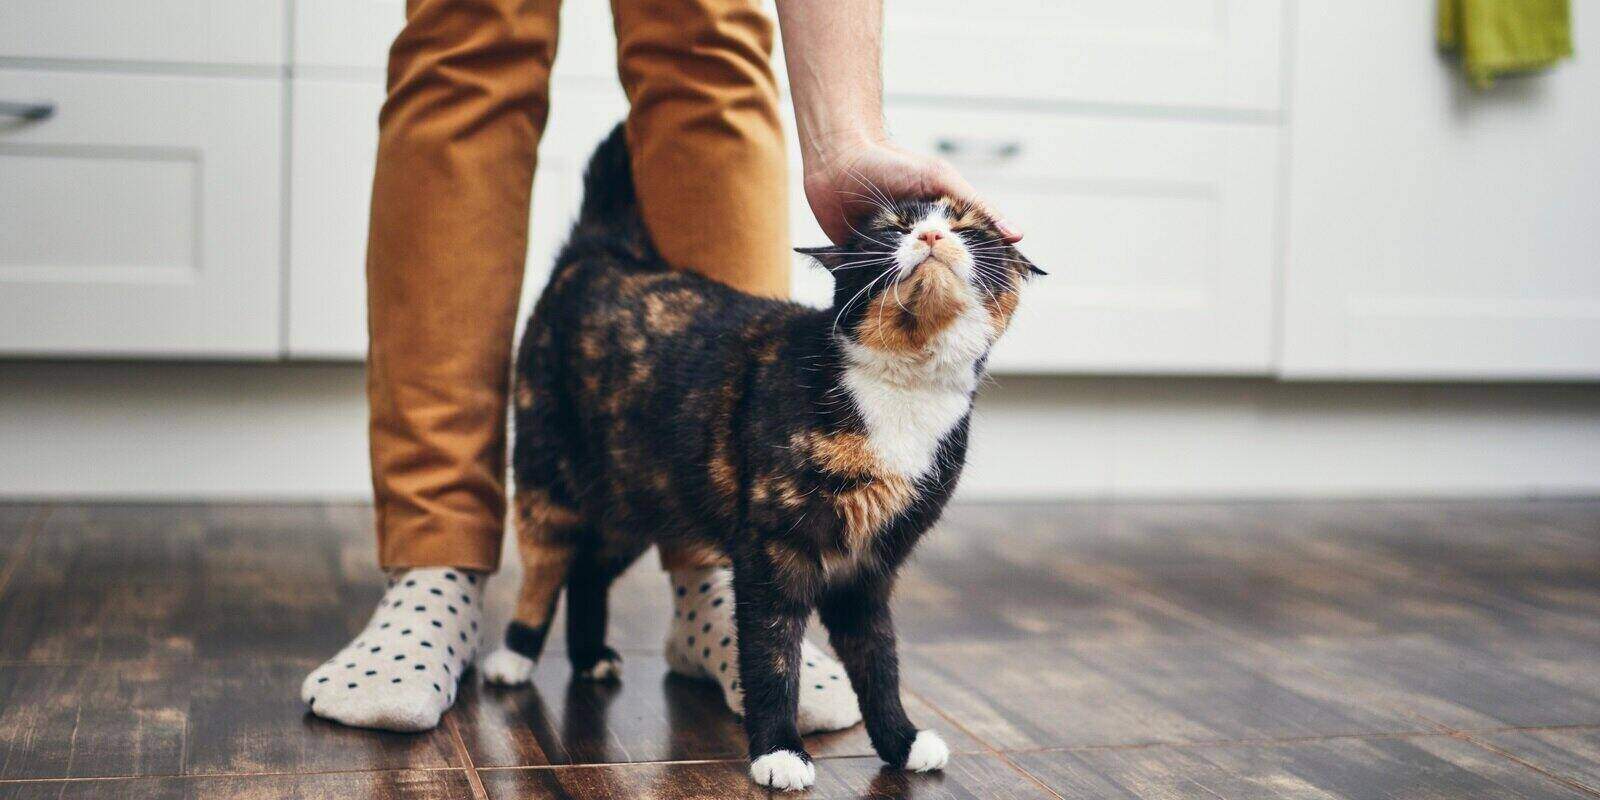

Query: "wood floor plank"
(454, 654), (982, 767)
(0, 504), (365, 664)
(1471, 727), (1600, 796)
(182, 658), (460, 775)
(0, 658), (460, 780)
(480, 753), (1057, 800)
(0, 662), (188, 780)
(900, 639), (1427, 752)
(0, 770), (475, 799)
(1013, 734), (1594, 800)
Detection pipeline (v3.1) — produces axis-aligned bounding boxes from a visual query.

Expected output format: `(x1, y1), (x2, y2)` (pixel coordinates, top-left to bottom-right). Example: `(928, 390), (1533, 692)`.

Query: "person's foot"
(301, 567), (484, 732)
(664, 565), (862, 734)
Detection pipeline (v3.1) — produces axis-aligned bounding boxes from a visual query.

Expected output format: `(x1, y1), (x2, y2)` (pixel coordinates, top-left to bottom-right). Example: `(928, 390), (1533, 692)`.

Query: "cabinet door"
(883, 0), (1284, 111)
(0, 0), (284, 67)
(1280, 3), (1600, 380)
(0, 70), (283, 358)
(881, 105), (1280, 374)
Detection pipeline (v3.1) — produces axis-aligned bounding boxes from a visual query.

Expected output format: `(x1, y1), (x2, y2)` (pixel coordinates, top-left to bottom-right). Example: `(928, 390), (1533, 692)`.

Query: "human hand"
(801, 134), (1023, 246)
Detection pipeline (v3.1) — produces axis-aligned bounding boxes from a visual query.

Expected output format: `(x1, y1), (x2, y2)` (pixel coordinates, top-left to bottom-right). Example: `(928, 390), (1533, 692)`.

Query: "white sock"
(301, 567), (483, 732)
(664, 565), (861, 735)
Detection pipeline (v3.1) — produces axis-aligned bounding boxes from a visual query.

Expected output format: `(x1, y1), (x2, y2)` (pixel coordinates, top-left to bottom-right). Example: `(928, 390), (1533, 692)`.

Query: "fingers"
(926, 158), (1023, 243)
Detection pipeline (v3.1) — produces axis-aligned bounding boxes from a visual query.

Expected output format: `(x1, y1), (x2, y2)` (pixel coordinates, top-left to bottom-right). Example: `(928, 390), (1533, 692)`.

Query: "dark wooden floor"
(1, 501), (1599, 798)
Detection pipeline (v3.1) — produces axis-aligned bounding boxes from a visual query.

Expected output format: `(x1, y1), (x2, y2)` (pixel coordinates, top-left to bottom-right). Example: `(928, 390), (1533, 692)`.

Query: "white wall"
(4, 362), (1598, 501)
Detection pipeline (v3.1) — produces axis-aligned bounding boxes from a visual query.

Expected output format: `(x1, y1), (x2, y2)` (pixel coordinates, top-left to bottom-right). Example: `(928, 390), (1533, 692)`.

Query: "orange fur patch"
(643, 289), (704, 336)
(798, 431), (916, 552)
(855, 263), (967, 354)
(985, 288), (1020, 337)
(512, 488), (581, 625)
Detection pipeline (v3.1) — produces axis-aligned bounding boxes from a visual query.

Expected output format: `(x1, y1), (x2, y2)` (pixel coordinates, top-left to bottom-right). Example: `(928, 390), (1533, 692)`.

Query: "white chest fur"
(841, 305), (990, 480)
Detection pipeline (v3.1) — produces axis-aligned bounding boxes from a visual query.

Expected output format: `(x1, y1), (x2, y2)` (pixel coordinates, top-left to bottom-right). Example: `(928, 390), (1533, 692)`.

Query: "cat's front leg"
(730, 557), (814, 790)
(819, 577), (949, 772)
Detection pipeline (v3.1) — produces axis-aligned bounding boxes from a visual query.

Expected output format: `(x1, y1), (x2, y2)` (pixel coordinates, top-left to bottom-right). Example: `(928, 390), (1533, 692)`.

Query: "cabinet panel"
(1280, 2), (1600, 380)
(0, 1), (284, 67)
(294, 1), (1281, 111)
(882, 0), (1283, 110)
(293, 0), (615, 80)
(886, 105), (1280, 373)
(0, 70), (282, 357)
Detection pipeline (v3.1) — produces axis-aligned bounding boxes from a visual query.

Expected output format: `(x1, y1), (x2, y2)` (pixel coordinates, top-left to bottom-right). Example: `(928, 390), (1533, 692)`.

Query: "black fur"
(507, 122), (1037, 773)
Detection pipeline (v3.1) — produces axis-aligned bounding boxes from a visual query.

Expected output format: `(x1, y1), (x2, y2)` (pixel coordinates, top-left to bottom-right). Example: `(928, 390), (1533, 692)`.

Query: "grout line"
(0, 506), (50, 599)
(444, 715), (491, 800)
(903, 685), (1064, 800)
(1452, 731), (1600, 799)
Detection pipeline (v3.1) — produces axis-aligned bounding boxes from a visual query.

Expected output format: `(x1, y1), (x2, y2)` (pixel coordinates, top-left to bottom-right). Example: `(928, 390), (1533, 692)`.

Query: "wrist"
(800, 125), (887, 175)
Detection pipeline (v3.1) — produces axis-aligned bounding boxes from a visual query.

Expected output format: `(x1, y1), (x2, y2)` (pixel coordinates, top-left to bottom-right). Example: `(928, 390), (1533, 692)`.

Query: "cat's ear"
(1012, 248), (1048, 277)
(794, 245), (852, 271)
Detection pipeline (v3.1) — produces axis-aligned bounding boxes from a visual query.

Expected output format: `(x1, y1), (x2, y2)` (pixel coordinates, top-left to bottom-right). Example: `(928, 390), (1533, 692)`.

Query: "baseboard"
(4, 362), (1600, 501)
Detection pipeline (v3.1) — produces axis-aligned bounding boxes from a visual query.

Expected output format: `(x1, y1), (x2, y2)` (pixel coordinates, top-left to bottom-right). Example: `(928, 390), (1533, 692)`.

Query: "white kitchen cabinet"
(0, 0), (285, 68)
(1280, 2), (1600, 380)
(887, 105), (1281, 373)
(0, 70), (283, 357)
(293, 0), (617, 81)
(883, 0), (1284, 111)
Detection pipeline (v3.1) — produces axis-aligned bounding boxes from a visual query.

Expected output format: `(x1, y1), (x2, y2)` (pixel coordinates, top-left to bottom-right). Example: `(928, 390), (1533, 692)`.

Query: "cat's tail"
(564, 122), (658, 264)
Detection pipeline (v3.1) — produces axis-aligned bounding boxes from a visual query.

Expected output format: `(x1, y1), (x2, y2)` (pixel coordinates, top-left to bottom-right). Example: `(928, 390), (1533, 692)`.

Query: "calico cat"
(485, 124), (1040, 790)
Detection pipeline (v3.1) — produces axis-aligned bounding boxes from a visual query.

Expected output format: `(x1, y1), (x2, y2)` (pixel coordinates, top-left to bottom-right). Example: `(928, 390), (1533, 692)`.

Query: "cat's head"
(798, 196), (1043, 359)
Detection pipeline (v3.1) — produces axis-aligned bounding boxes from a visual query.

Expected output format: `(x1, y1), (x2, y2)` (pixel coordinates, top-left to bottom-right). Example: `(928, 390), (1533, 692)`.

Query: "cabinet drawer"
(0, 1), (285, 67)
(884, 0), (1283, 111)
(294, 0), (615, 79)
(880, 105), (1280, 373)
(0, 70), (283, 357)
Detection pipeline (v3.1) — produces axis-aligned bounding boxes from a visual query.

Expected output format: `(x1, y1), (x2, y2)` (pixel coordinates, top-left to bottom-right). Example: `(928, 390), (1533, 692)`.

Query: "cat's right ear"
(794, 245), (851, 271)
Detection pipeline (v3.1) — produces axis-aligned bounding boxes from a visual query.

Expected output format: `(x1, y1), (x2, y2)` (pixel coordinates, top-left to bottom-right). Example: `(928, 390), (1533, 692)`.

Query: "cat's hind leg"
(480, 487), (581, 686)
(565, 541), (645, 681)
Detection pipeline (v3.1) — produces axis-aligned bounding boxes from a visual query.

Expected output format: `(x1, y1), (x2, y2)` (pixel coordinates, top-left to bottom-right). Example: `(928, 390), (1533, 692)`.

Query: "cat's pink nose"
(917, 230), (943, 246)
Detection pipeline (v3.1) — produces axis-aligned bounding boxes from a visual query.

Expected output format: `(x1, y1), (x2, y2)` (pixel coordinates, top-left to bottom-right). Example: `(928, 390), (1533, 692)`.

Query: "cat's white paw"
(904, 730), (949, 772)
(577, 656), (622, 682)
(479, 648), (535, 686)
(750, 750), (815, 791)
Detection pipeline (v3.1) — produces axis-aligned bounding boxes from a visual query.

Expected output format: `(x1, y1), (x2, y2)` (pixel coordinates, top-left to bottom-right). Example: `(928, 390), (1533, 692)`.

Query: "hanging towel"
(1438, 0), (1574, 87)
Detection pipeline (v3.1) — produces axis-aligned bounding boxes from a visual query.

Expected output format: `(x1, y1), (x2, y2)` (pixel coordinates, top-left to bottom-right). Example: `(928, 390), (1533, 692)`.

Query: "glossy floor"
(1, 500), (1598, 798)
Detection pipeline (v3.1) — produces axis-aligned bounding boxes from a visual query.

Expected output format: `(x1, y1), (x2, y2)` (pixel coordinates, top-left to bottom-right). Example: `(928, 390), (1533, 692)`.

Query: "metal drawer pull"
(0, 101), (56, 121)
(935, 138), (1023, 160)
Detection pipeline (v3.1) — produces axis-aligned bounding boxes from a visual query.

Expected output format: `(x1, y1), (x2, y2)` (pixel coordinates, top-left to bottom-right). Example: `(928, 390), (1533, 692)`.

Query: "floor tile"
(454, 654), (982, 767)
(1013, 734), (1592, 799)
(0, 770), (475, 799)
(480, 753), (1056, 800)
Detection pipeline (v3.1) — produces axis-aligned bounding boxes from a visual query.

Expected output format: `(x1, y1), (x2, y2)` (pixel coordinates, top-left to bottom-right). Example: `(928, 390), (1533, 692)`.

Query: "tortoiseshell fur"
(501, 124), (1038, 776)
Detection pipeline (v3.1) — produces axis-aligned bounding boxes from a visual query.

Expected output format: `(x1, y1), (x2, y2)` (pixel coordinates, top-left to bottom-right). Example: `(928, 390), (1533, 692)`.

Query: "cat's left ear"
(794, 245), (851, 271)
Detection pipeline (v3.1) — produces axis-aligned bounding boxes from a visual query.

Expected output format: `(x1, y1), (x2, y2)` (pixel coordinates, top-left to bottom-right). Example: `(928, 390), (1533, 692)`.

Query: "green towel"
(1438, 0), (1574, 87)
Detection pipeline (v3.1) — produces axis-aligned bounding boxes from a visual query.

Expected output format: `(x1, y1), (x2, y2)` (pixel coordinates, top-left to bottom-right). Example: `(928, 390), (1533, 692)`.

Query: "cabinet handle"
(0, 101), (55, 121)
(936, 138), (1023, 161)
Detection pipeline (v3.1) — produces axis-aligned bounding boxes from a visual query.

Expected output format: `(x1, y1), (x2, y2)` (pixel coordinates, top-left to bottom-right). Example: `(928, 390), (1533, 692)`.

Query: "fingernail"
(997, 219), (1023, 241)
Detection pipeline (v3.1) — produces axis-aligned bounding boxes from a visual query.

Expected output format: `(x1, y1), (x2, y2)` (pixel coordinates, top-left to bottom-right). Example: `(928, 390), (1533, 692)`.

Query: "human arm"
(772, 0), (1021, 244)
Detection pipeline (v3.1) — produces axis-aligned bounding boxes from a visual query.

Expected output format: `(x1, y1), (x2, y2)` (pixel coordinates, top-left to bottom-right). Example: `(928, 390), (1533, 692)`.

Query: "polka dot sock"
(301, 567), (483, 732)
(664, 565), (862, 734)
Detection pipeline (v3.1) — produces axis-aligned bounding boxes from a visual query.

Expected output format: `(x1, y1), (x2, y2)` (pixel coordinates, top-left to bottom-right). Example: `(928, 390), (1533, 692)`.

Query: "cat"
(485, 123), (1041, 790)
